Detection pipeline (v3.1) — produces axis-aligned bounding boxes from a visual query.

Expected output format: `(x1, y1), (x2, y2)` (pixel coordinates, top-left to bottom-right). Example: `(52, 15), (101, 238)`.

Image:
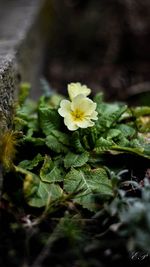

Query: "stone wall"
(0, 0), (53, 192)
(0, 0), (54, 129)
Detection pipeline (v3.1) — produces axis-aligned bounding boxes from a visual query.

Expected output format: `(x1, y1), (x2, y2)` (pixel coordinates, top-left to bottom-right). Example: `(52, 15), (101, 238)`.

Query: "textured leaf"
(133, 106), (150, 117)
(107, 129), (122, 140)
(49, 94), (64, 109)
(14, 166), (40, 199)
(51, 130), (70, 146)
(64, 152), (89, 169)
(93, 92), (104, 104)
(18, 154), (43, 170)
(143, 143), (150, 156)
(111, 145), (150, 159)
(19, 83), (31, 105)
(17, 163), (63, 208)
(28, 182), (63, 208)
(116, 124), (136, 138)
(23, 172), (40, 199)
(14, 117), (28, 131)
(38, 104), (61, 135)
(40, 155), (64, 183)
(71, 131), (85, 153)
(94, 135), (150, 159)
(94, 137), (114, 153)
(64, 168), (113, 210)
(46, 134), (69, 153)
(96, 103), (127, 130)
(16, 99), (37, 120)
(106, 128), (129, 147)
(26, 119), (39, 137)
(23, 136), (45, 146)
(136, 116), (150, 133)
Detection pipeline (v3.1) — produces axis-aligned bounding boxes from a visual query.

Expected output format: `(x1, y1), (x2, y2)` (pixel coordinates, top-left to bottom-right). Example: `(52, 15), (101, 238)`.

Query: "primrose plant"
(58, 83), (98, 131)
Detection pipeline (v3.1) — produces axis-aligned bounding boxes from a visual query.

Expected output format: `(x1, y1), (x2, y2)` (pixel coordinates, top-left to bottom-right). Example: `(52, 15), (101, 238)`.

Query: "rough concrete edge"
(0, 0), (48, 193)
(0, 0), (46, 129)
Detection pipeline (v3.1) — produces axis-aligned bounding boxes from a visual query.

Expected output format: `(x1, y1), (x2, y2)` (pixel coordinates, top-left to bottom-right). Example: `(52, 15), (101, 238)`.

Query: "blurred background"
(0, 0), (150, 104)
(43, 0), (150, 104)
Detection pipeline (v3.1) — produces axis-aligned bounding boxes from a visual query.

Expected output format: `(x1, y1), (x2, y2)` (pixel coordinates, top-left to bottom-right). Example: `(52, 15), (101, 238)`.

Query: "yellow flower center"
(71, 109), (85, 121)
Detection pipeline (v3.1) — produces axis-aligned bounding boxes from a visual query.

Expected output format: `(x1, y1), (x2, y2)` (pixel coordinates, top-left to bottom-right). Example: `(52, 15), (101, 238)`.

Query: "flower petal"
(91, 111), (98, 120)
(68, 83), (91, 100)
(58, 100), (71, 117)
(71, 95), (97, 115)
(76, 118), (94, 128)
(64, 115), (78, 131)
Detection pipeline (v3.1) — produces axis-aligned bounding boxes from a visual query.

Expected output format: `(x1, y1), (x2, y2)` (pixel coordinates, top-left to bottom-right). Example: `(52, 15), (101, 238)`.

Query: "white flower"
(68, 82), (91, 100)
(58, 94), (98, 131)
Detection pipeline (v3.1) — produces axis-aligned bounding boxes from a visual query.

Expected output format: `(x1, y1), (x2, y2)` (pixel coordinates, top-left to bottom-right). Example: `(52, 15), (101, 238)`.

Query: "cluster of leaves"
(1, 83), (150, 266)
(10, 85), (150, 209)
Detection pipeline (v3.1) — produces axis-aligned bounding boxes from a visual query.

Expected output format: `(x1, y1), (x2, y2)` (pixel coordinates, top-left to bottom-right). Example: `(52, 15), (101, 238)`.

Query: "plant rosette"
(2, 82), (150, 211)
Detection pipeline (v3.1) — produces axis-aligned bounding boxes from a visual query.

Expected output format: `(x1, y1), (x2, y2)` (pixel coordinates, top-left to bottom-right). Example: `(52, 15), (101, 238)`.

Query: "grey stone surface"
(0, 0), (45, 129)
(0, 0), (53, 192)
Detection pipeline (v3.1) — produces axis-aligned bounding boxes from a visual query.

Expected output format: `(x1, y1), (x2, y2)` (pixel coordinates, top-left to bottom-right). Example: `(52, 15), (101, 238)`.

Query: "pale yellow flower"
(58, 94), (98, 131)
(68, 82), (91, 100)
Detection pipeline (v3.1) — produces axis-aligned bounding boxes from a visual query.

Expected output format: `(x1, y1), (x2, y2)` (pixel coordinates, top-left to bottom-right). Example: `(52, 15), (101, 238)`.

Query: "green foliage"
(71, 131), (85, 153)
(9, 88), (150, 212)
(40, 155), (64, 183)
(64, 168), (113, 210)
(18, 153), (43, 170)
(2, 84), (150, 267)
(93, 100), (150, 158)
(28, 182), (63, 208)
(15, 163), (63, 208)
(107, 180), (150, 252)
(96, 102), (127, 130)
(64, 151), (89, 169)
(133, 106), (150, 117)
(45, 129), (70, 153)
(38, 104), (61, 135)
(18, 82), (31, 105)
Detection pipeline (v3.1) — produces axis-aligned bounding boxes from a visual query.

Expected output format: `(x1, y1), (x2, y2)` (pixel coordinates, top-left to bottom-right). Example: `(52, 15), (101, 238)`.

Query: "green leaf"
(107, 129), (122, 140)
(16, 99), (37, 120)
(45, 128), (70, 156)
(143, 143), (150, 156)
(64, 168), (113, 210)
(106, 128), (129, 147)
(116, 124), (136, 138)
(94, 137), (114, 153)
(23, 136), (45, 146)
(64, 151), (89, 169)
(14, 117), (28, 131)
(93, 92), (104, 104)
(40, 155), (64, 183)
(48, 94), (64, 109)
(71, 131), (85, 153)
(28, 182), (63, 208)
(96, 103), (127, 130)
(51, 130), (70, 146)
(18, 153), (43, 170)
(14, 166), (40, 199)
(94, 134), (150, 158)
(136, 116), (150, 133)
(26, 119), (39, 137)
(23, 172), (40, 199)
(133, 106), (150, 117)
(38, 104), (61, 135)
(110, 145), (150, 159)
(19, 83), (31, 105)
(16, 164), (63, 208)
